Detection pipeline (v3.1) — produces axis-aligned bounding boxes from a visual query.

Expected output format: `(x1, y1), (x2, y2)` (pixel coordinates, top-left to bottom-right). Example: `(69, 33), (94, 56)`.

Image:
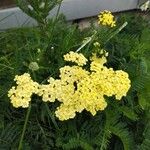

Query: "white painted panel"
(0, 8), (37, 30)
(0, 0), (138, 30)
(59, 0), (138, 20)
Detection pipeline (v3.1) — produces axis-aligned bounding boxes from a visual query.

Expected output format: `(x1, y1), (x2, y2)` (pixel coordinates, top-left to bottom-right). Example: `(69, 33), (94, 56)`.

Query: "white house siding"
(0, 0), (139, 30)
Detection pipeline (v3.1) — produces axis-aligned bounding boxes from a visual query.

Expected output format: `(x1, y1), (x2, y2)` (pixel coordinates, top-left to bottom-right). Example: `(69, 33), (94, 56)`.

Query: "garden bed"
(0, 1), (150, 150)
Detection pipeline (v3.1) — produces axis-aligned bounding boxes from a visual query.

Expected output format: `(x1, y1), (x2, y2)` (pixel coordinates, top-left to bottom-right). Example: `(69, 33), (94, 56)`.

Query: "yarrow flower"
(98, 10), (116, 27)
(8, 73), (39, 108)
(8, 46), (131, 121)
(38, 49), (131, 121)
(64, 51), (88, 66)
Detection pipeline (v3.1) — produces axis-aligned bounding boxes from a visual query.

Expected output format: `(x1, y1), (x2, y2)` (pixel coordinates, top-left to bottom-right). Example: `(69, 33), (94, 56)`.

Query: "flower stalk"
(18, 105), (31, 150)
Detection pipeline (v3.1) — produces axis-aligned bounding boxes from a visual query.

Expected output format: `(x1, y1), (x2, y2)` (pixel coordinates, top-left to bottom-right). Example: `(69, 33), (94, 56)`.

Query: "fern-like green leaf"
(105, 108), (134, 150)
(138, 122), (150, 150)
(0, 123), (20, 149)
(62, 137), (93, 150)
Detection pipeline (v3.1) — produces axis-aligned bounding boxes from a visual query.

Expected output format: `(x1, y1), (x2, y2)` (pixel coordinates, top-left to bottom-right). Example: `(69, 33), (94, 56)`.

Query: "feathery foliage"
(0, 1), (150, 149)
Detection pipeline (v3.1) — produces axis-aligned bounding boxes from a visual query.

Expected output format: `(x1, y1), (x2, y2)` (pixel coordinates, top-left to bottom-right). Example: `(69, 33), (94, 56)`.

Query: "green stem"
(49, 1), (62, 40)
(76, 31), (97, 53)
(55, 1), (62, 21)
(76, 37), (92, 53)
(18, 105), (31, 150)
(104, 22), (128, 45)
(45, 103), (59, 130)
(0, 63), (14, 70)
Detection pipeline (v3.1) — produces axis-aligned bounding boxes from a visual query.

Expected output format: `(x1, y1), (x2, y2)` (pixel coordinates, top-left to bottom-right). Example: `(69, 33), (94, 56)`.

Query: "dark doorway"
(0, 0), (15, 8)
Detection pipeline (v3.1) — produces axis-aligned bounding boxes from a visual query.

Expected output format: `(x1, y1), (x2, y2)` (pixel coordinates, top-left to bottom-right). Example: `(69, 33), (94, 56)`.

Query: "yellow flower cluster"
(8, 50), (131, 121)
(38, 51), (131, 121)
(98, 10), (116, 27)
(64, 51), (88, 66)
(8, 73), (39, 108)
(90, 54), (130, 101)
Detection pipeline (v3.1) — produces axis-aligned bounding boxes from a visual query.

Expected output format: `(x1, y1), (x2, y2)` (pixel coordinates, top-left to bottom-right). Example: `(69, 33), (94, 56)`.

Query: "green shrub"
(0, 1), (150, 149)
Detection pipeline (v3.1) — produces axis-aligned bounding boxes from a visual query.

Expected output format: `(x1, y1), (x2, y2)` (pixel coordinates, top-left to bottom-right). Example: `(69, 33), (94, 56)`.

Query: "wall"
(0, 0), (139, 30)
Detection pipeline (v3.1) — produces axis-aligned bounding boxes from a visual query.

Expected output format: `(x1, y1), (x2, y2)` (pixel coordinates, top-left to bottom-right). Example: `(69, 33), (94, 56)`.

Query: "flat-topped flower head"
(8, 73), (39, 108)
(8, 49), (131, 121)
(98, 10), (116, 27)
(38, 50), (131, 121)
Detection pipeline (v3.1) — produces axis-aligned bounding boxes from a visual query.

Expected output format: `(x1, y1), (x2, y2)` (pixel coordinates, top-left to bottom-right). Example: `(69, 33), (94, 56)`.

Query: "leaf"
(0, 114), (4, 129)
(138, 123), (150, 150)
(62, 137), (94, 150)
(119, 106), (138, 121)
(138, 92), (150, 110)
(110, 122), (134, 150)
(0, 123), (20, 148)
(139, 57), (148, 74)
(105, 109), (135, 150)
